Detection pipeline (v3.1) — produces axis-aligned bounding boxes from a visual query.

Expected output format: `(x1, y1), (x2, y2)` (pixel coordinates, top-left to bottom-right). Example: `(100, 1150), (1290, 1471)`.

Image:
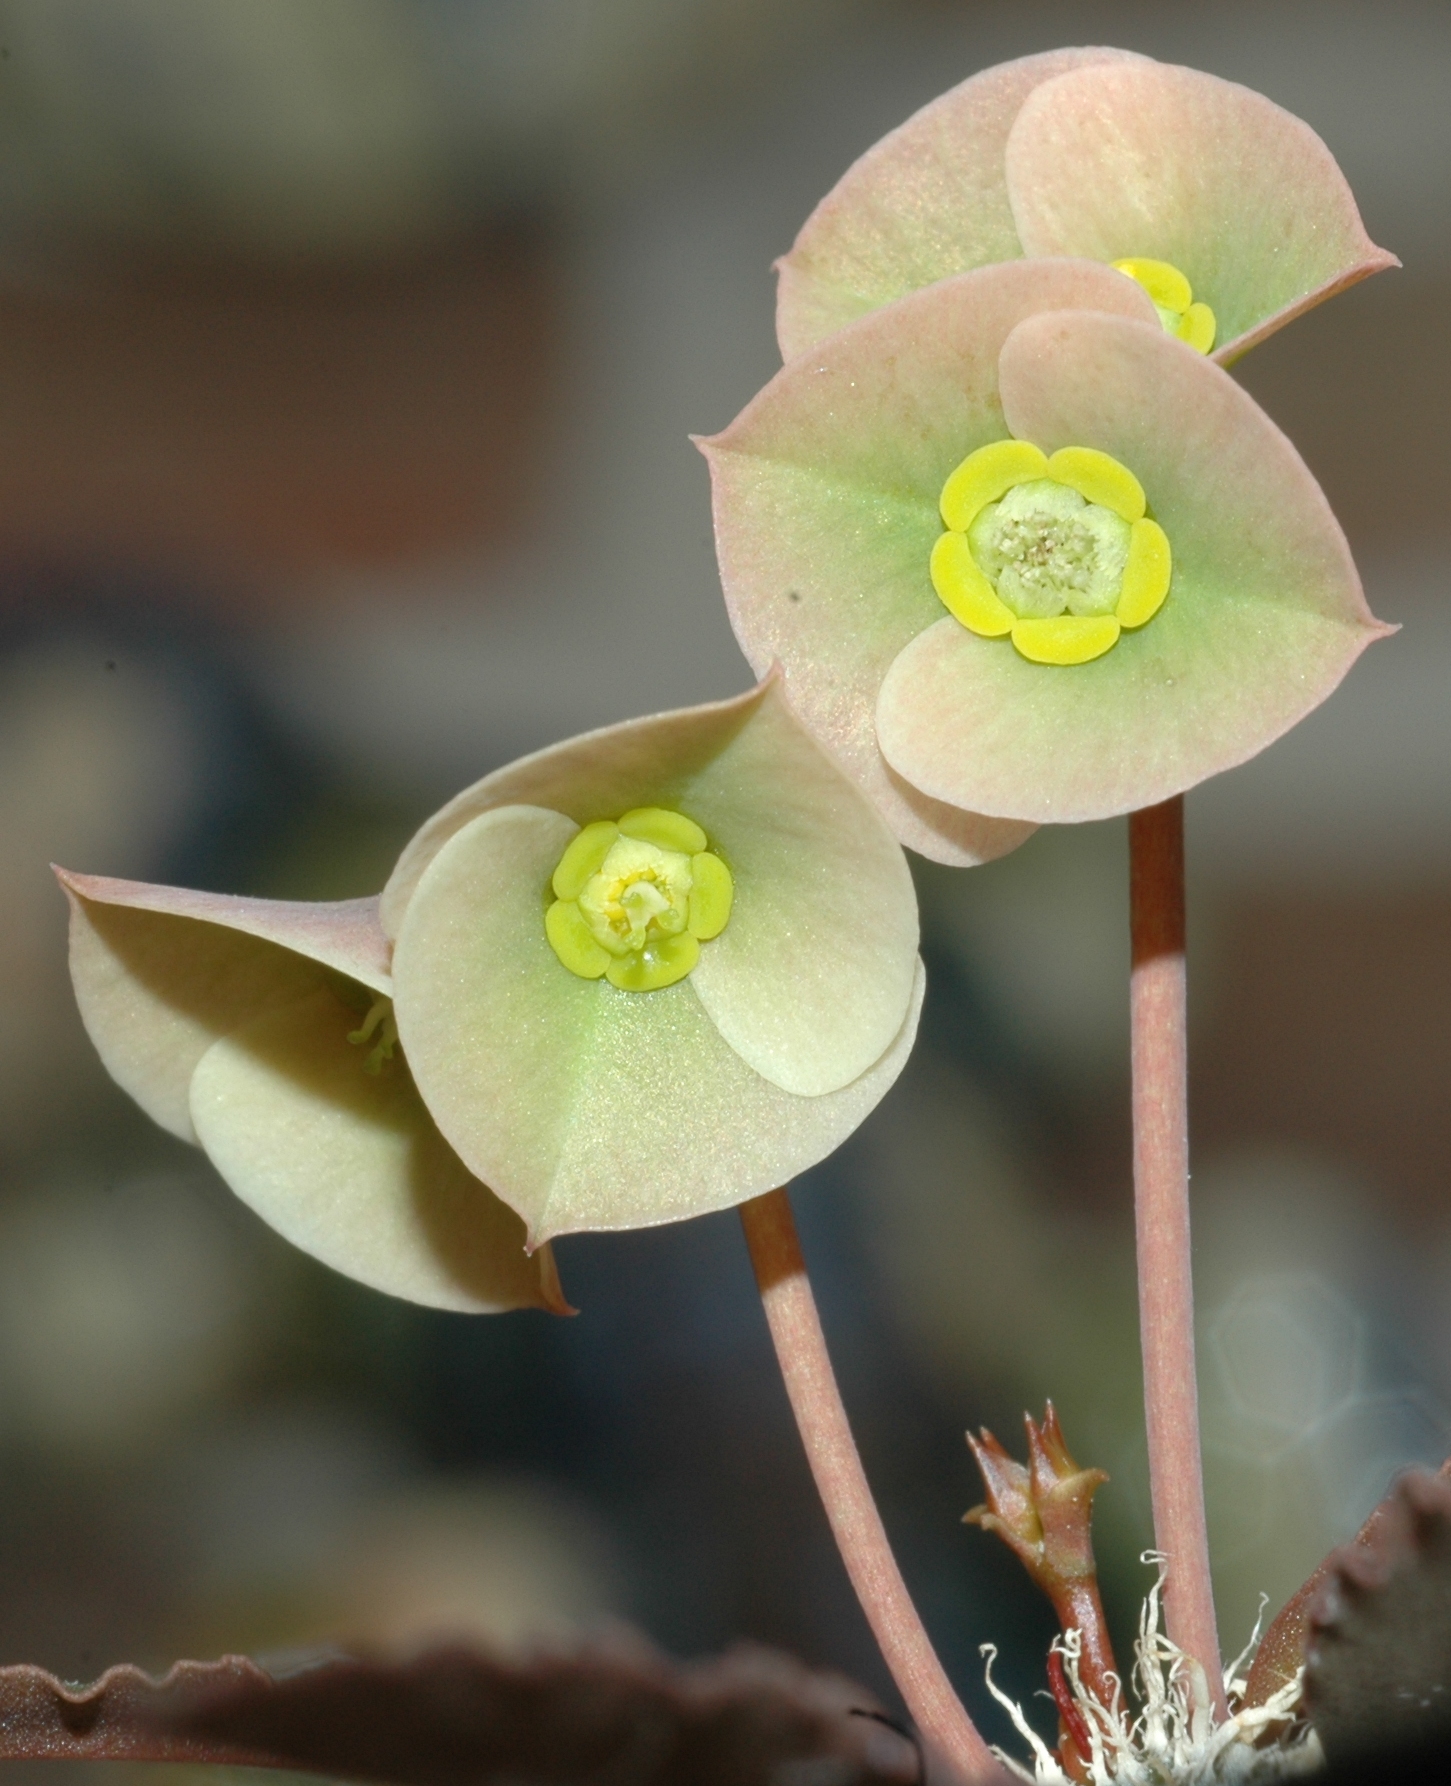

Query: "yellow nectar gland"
(1112, 257), (1216, 355)
(931, 440), (1171, 665)
(545, 806), (734, 991)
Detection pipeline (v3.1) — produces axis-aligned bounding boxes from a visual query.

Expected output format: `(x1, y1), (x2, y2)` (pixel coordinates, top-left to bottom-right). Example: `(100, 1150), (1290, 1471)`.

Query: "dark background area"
(0, 2), (1446, 1779)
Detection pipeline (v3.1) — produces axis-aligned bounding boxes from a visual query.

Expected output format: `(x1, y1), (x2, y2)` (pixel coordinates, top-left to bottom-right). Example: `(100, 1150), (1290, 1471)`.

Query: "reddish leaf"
(1242, 1457), (1450, 1711)
(1303, 1468), (1451, 1764)
(0, 1639), (923, 1784)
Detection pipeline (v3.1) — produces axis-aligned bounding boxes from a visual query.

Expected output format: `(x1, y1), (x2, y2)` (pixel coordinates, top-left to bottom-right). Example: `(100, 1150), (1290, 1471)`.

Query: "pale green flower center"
(969, 480), (1130, 620)
(545, 806), (734, 992)
(930, 440), (1173, 666)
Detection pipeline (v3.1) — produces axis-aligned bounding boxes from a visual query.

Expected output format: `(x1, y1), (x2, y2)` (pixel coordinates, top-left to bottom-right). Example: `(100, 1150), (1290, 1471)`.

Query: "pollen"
(1112, 257), (1217, 355)
(931, 441), (1172, 665)
(545, 811), (734, 990)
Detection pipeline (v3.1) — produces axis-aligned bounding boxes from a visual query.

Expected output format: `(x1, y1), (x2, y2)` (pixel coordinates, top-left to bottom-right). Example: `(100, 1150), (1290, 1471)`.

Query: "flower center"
(970, 481), (1129, 620)
(1112, 257), (1216, 355)
(930, 440), (1172, 665)
(544, 806), (734, 991)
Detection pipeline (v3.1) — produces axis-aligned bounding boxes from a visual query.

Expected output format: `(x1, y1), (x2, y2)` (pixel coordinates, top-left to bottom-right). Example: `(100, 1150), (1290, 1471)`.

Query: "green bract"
(703, 263), (1391, 852)
(775, 48), (1396, 366)
(60, 679), (924, 1290)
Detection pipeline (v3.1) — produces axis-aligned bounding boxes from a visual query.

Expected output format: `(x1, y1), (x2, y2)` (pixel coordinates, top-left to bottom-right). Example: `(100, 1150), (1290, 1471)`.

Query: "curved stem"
(740, 1186), (998, 1782)
(1129, 797), (1226, 1717)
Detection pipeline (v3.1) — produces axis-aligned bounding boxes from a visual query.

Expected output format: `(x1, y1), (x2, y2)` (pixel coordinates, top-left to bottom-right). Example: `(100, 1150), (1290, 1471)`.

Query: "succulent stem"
(1129, 797), (1226, 1717)
(739, 1186), (998, 1782)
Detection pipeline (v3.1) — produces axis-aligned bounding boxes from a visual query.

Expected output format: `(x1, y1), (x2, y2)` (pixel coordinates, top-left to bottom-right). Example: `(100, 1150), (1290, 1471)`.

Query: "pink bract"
(703, 257), (1162, 862)
(776, 50), (1395, 365)
(705, 262), (1391, 840)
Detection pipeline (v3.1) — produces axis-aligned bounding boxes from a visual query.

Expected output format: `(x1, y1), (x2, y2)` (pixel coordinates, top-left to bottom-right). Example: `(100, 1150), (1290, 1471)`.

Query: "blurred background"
(0, 0), (1447, 1774)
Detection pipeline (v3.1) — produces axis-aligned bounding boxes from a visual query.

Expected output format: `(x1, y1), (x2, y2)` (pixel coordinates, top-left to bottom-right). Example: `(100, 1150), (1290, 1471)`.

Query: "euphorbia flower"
(59, 869), (567, 1314)
(60, 678), (923, 1291)
(775, 48), (1396, 367)
(703, 261), (1390, 857)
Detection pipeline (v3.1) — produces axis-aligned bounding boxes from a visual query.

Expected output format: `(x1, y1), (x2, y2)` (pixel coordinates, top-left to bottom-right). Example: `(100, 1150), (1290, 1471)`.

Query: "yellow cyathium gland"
(545, 806), (734, 991)
(932, 440), (1172, 665)
(1112, 257), (1216, 355)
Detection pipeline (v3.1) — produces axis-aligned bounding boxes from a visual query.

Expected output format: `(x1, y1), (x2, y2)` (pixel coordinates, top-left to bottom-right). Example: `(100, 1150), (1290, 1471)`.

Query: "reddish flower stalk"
(739, 1187), (998, 1783)
(1129, 797), (1226, 1717)
(966, 1405), (1117, 1779)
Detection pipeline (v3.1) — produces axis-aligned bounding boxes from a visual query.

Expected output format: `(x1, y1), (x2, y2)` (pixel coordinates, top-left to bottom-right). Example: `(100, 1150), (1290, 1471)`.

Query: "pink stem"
(740, 1187), (999, 1782)
(1129, 798), (1226, 1717)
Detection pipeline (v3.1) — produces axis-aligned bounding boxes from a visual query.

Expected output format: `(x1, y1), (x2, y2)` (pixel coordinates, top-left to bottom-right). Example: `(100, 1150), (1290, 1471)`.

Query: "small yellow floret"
(940, 439), (1048, 532)
(618, 806), (707, 854)
(606, 932), (699, 992)
(1176, 302), (1216, 355)
(1011, 615), (1121, 665)
(1116, 519), (1172, 628)
(688, 851), (734, 939)
(552, 820), (619, 900)
(930, 531), (1014, 636)
(1112, 257), (1192, 314)
(1045, 447), (1145, 522)
(545, 899), (610, 978)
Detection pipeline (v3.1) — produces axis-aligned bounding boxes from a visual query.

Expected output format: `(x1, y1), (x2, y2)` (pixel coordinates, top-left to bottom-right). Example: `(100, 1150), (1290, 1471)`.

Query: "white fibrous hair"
(981, 1557), (1322, 1785)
